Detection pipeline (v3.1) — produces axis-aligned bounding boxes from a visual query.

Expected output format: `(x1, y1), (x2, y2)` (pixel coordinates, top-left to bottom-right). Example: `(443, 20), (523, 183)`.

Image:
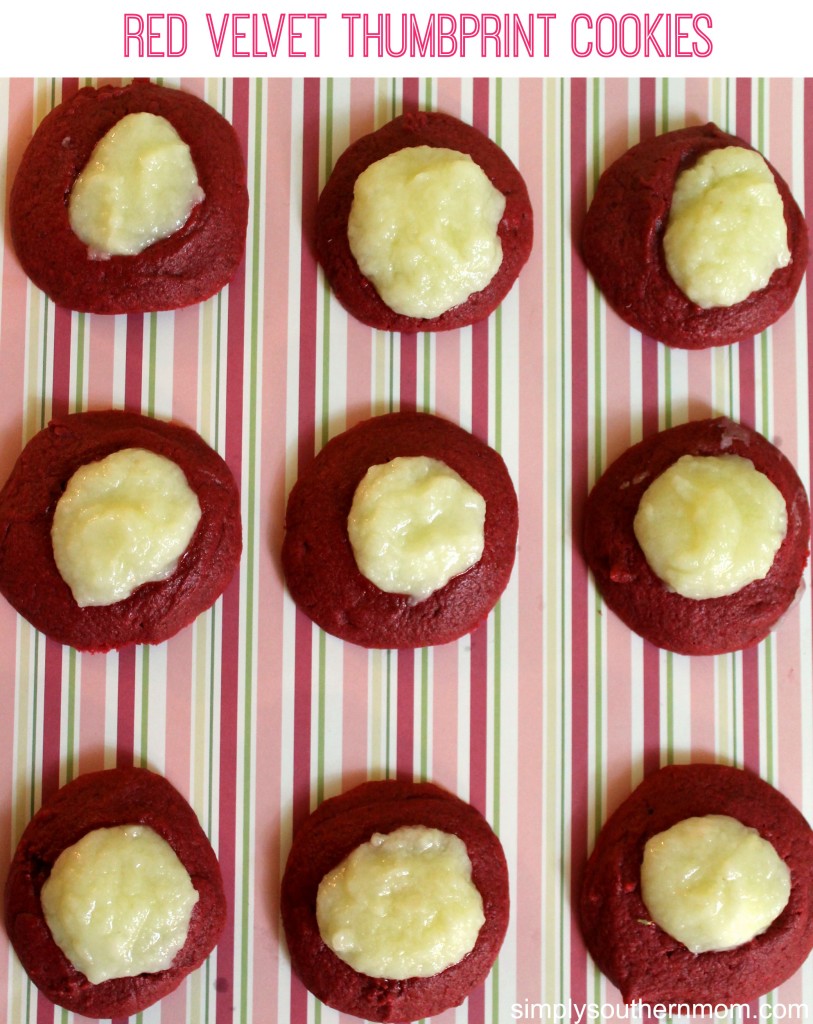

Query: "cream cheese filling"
(347, 455), (485, 602)
(347, 145), (506, 318)
(663, 146), (790, 309)
(51, 447), (202, 607)
(69, 111), (204, 258)
(641, 814), (791, 953)
(40, 824), (199, 984)
(316, 825), (484, 979)
(633, 453), (787, 599)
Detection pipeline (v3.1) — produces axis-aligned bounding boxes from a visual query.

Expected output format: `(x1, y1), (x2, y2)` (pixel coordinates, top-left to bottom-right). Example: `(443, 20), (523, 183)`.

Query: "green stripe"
(147, 313), (159, 416)
(64, 648), (77, 782)
(74, 313), (86, 411)
(419, 646), (429, 782)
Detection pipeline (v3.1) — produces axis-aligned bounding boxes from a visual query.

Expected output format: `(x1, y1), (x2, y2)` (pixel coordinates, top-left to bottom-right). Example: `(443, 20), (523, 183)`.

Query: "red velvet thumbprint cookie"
(316, 110), (533, 332)
(282, 411), (518, 648)
(0, 409), (242, 651)
(580, 763), (813, 1006)
(582, 123), (808, 349)
(281, 779), (509, 1022)
(10, 79), (248, 314)
(5, 767), (226, 1019)
(582, 417), (809, 655)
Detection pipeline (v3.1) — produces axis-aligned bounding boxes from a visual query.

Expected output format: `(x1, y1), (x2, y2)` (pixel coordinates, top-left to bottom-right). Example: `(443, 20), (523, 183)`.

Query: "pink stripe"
(601, 79), (637, 800)
(732, 79), (762, 774)
(292, 75), (321, 832)
(402, 77), (419, 115)
(806, 79), (813, 672)
(52, 305), (72, 419)
(391, 76), (422, 793)
(172, 305), (202, 426)
(164, 630), (194, 791)
(290, 75), (322, 1024)
(41, 640), (63, 802)
(0, 80), (35, 923)
(396, 649), (415, 780)
(769, 81), (806, 816)
(115, 646), (136, 768)
(88, 315), (117, 409)
(49, 87), (78, 421)
(253, 76), (295, 1022)
(344, 78), (376, 421)
(636, 79), (662, 778)
(516, 77), (545, 1011)
(568, 76), (590, 1009)
(216, 76), (249, 1024)
(467, 79), (491, 846)
(123, 313), (144, 412)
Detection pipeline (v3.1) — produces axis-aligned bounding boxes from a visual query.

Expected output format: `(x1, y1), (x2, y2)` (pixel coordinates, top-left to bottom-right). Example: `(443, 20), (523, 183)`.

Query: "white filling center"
(347, 145), (506, 318)
(633, 454), (787, 600)
(316, 825), (485, 979)
(68, 111), (205, 258)
(51, 447), (202, 608)
(640, 814), (791, 953)
(347, 455), (486, 602)
(663, 146), (790, 308)
(40, 824), (200, 984)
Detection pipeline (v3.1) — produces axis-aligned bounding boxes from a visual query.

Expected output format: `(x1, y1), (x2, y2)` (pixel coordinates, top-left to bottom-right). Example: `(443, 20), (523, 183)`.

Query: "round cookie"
(281, 411), (518, 648)
(281, 779), (509, 1022)
(582, 123), (808, 349)
(0, 409), (242, 652)
(315, 110), (533, 333)
(10, 79), (248, 314)
(582, 417), (810, 655)
(579, 763), (813, 1005)
(5, 766), (226, 1018)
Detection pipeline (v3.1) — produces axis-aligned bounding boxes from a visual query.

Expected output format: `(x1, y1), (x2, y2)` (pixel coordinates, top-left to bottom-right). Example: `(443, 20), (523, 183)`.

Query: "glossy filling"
(641, 814), (791, 953)
(316, 825), (484, 979)
(664, 146), (790, 309)
(69, 112), (204, 257)
(40, 824), (199, 984)
(51, 447), (202, 607)
(347, 455), (485, 602)
(633, 454), (787, 599)
(347, 145), (505, 318)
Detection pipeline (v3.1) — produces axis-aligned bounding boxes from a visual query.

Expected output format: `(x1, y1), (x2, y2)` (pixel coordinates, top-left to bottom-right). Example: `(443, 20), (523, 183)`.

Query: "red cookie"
(315, 110), (533, 332)
(582, 123), (808, 349)
(582, 417), (810, 655)
(10, 79), (248, 314)
(579, 763), (813, 1005)
(5, 766), (226, 1019)
(281, 411), (518, 648)
(281, 779), (510, 1022)
(0, 409), (242, 652)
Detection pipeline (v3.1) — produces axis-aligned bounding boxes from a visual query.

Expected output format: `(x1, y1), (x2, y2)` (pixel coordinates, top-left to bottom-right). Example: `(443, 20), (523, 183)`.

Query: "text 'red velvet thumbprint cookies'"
(281, 779), (509, 1022)
(282, 411), (518, 648)
(10, 79), (248, 314)
(582, 417), (810, 655)
(580, 763), (813, 1006)
(582, 123), (808, 348)
(5, 766), (226, 1019)
(0, 409), (242, 652)
(316, 110), (533, 332)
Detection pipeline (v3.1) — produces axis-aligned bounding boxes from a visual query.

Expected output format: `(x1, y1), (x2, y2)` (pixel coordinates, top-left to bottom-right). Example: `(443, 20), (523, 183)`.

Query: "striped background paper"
(1, 77), (812, 1024)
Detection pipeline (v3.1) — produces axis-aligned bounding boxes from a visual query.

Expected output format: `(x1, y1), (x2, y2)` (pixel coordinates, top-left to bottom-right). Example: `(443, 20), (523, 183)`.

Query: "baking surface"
(1, 77), (812, 1023)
